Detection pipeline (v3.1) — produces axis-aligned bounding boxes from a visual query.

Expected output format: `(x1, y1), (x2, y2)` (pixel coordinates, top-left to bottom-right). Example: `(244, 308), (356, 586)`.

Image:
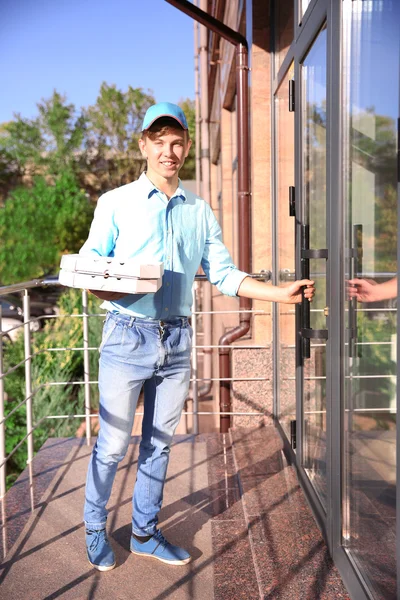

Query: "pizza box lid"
(59, 270), (162, 293)
(60, 254), (164, 280)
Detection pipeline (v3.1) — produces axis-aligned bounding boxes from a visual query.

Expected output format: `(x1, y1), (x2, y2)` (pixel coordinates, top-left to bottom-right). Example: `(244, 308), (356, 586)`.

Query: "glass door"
(341, 1), (399, 597)
(298, 24), (328, 507)
(275, 64), (296, 443)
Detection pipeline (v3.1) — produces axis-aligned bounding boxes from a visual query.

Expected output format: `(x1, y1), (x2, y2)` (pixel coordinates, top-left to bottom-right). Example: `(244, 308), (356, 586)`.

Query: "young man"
(80, 102), (314, 571)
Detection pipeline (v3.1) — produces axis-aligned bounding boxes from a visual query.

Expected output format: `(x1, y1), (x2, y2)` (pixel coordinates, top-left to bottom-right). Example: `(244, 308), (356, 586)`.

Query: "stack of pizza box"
(59, 255), (164, 293)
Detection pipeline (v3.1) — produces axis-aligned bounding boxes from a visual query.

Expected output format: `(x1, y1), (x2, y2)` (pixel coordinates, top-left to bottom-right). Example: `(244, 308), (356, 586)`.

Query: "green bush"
(0, 170), (94, 284)
(3, 288), (103, 488)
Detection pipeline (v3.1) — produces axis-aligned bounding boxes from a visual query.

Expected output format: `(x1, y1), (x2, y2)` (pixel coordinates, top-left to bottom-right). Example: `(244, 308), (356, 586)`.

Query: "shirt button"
(166, 282), (170, 287)
(165, 307), (169, 312)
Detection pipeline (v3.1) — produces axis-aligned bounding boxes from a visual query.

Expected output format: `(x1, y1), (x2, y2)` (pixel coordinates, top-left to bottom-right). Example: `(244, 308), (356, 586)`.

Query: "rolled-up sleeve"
(79, 193), (119, 257)
(201, 203), (248, 296)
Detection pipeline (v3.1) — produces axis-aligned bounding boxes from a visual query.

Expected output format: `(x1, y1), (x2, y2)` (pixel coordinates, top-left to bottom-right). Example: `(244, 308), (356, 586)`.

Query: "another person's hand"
(279, 280), (315, 304)
(347, 277), (397, 302)
(88, 290), (127, 301)
(347, 279), (377, 302)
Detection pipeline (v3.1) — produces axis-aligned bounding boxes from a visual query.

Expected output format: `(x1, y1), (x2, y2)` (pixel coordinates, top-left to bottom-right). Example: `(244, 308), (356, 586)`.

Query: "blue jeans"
(84, 312), (192, 535)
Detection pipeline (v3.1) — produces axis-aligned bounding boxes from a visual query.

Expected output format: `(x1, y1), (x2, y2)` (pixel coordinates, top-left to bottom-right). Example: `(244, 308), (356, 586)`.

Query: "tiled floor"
(0, 428), (350, 599)
(230, 427), (350, 600)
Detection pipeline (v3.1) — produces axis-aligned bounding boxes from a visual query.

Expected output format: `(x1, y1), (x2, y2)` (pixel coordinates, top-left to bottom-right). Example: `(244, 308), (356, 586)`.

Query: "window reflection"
(300, 0), (312, 22)
(342, 1), (399, 598)
(301, 24), (328, 506)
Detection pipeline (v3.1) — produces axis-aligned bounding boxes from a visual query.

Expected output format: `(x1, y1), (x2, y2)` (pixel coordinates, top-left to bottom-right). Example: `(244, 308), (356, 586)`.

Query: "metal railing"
(2, 270), (394, 499)
(0, 272), (272, 499)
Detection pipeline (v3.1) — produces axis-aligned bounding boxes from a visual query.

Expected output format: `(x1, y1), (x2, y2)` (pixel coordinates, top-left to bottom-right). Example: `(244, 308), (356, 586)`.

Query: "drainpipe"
(198, 0), (213, 400)
(194, 9), (200, 193)
(193, 2), (213, 401)
(165, 0), (251, 434)
(219, 44), (251, 433)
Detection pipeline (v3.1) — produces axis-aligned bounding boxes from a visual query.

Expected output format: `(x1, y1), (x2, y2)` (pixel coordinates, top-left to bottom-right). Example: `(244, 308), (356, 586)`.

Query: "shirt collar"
(139, 172), (187, 202)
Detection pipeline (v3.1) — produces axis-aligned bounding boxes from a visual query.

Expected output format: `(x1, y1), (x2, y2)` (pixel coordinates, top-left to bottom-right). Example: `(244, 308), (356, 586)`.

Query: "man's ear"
(185, 138), (192, 158)
(138, 137), (147, 158)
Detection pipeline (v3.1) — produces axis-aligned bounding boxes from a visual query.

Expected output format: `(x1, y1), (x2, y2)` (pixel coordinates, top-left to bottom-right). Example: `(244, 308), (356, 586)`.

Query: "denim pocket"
(121, 324), (142, 351)
(99, 319), (117, 354)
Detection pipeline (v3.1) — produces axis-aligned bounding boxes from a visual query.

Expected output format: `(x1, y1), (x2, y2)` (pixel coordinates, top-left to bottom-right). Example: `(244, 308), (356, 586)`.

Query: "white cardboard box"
(59, 254), (163, 293)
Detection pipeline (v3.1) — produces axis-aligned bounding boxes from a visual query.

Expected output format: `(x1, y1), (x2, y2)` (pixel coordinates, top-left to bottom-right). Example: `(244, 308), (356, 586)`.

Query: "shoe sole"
(88, 558), (116, 572)
(130, 549), (191, 566)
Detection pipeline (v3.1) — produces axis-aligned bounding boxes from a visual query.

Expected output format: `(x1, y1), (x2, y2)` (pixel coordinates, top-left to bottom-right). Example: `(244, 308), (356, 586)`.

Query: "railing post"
(82, 290), (91, 446)
(23, 290), (34, 467)
(0, 305), (6, 498)
(191, 284), (199, 434)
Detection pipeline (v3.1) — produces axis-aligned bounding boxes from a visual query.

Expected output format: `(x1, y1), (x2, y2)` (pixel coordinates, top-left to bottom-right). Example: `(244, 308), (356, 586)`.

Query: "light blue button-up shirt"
(79, 173), (248, 318)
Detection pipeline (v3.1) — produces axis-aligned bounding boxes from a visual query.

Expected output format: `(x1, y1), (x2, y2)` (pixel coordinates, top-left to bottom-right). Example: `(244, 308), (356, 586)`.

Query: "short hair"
(141, 117), (190, 141)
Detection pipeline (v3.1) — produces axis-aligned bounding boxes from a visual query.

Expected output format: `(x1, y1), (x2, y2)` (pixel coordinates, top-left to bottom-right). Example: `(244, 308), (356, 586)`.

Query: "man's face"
(139, 127), (192, 181)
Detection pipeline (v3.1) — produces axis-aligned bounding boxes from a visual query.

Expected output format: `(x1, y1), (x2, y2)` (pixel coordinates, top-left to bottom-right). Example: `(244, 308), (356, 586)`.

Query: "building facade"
(200, 0), (399, 598)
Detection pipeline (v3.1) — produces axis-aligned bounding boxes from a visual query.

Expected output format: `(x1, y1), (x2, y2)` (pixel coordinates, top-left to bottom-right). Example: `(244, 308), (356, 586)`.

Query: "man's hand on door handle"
(237, 277), (315, 304)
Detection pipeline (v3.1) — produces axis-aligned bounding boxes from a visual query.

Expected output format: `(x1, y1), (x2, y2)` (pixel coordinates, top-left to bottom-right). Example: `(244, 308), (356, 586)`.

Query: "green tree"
(0, 116), (44, 177)
(351, 111), (398, 274)
(0, 170), (93, 283)
(37, 90), (87, 175)
(0, 91), (87, 180)
(84, 83), (155, 194)
(178, 98), (195, 180)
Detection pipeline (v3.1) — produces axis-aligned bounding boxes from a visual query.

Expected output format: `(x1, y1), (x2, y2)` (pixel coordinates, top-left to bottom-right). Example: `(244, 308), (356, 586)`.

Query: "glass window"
(342, 1), (399, 598)
(301, 24), (328, 506)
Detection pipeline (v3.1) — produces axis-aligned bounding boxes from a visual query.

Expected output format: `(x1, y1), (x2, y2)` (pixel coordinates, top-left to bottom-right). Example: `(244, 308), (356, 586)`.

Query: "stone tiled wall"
(232, 347), (273, 427)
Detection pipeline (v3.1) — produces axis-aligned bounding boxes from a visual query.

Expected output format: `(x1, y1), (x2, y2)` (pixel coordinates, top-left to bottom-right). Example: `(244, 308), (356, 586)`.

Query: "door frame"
(272, 1), (379, 598)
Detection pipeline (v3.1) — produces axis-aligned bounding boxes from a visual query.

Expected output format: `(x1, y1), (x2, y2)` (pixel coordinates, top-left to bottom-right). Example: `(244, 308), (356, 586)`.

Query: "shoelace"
(87, 529), (109, 552)
(152, 530), (168, 550)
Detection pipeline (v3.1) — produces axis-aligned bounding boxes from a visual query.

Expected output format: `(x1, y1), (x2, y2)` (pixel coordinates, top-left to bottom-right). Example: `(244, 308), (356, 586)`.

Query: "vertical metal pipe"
(219, 44), (252, 433)
(194, 1), (201, 196)
(199, 0), (213, 402)
(0, 305), (6, 499)
(200, 0), (211, 204)
(23, 290), (34, 466)
(1, 496), (7, 557)
(82, 290), (91, 446)
(236, 44), (252, 281)
(191, 284), (199, 434)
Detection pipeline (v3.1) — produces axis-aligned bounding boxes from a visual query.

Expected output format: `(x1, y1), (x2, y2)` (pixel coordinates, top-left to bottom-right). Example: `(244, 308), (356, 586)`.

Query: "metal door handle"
(300, 225), (329, 358)
(348, 224), (363, 358)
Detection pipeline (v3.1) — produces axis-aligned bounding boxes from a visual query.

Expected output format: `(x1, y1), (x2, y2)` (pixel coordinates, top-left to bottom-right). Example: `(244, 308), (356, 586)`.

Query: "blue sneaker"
(86, 528), (116, 571)
(130, 530), (191, 565)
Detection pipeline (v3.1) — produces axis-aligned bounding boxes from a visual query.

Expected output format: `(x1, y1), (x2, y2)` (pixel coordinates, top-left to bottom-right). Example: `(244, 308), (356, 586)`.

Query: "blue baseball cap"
(142, 102), (188, 131)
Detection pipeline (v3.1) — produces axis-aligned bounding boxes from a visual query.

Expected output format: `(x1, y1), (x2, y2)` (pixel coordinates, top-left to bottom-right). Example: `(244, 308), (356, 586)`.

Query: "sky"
(0, 0), (196, 124)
